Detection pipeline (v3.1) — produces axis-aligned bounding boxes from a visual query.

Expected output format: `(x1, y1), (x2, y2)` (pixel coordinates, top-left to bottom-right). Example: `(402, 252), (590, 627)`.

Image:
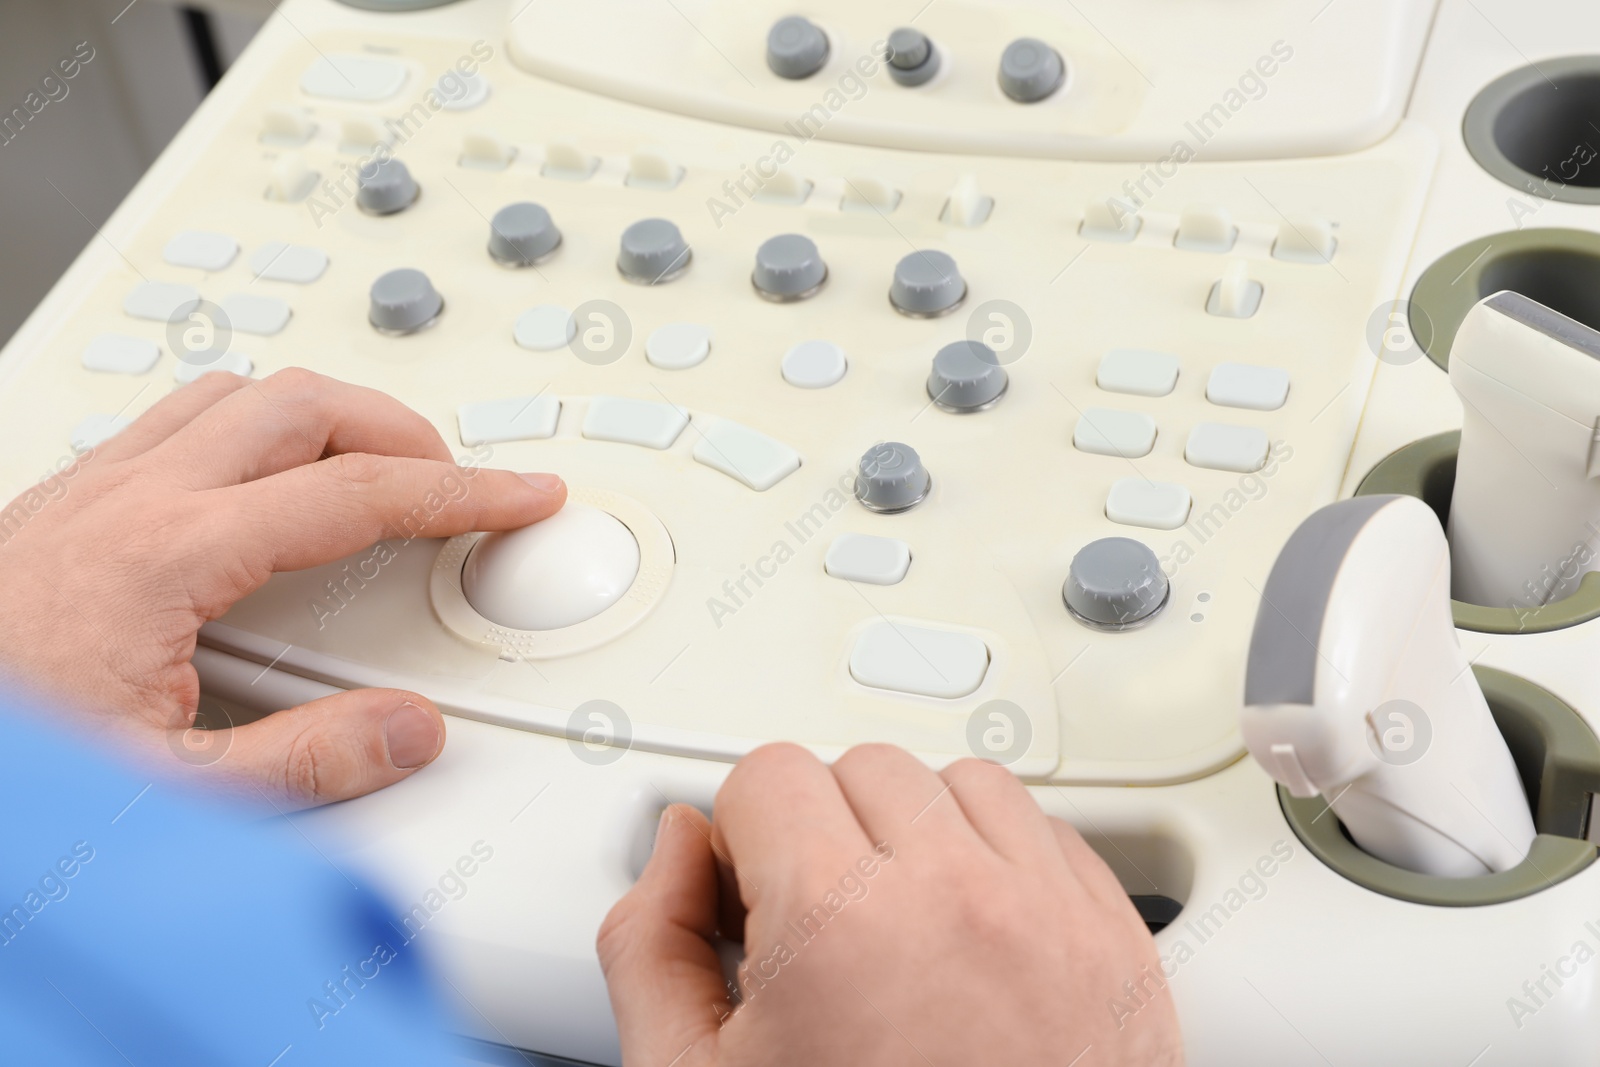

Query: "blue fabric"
(0, 709), (464, 1066)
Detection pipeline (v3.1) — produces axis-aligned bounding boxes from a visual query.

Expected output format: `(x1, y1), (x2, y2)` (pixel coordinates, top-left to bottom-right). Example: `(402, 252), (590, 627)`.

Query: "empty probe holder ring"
(1356, 430), (1600, 634)
(1409, 228), (1600, 372)
(1279, 666), (1600, 906)
(1464, 57), (1600, 207)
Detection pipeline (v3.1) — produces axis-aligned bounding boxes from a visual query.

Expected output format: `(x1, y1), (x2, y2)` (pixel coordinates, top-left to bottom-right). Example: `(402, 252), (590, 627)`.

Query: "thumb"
(598, 805), (729, 1067)
(201, 688), (445, 809)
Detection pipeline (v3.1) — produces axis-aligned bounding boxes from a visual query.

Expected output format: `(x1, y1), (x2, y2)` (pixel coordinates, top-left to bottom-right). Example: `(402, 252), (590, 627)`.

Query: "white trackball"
(462, 503), (641, 631)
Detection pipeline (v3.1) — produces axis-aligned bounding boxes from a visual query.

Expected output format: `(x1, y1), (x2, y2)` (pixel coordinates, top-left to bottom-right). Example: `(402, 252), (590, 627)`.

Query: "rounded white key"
(781, 340), (847, 388)
(513, 305), (576, 351)
(645, 323), (711, 370)
(463, 504), (641, 631)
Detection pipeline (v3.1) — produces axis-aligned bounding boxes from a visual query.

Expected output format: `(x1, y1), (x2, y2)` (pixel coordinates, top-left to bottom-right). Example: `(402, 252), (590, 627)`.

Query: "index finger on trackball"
(140, 368), (455, 488)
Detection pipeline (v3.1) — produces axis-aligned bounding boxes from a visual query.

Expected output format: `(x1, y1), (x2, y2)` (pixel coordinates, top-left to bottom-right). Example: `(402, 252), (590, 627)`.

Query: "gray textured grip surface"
(1484, 290), (1600, 362)
(1244, 495), (1400, 706)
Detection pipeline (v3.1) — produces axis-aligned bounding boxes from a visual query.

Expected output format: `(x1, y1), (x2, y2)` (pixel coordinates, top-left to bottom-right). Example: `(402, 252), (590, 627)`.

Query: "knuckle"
(594, 892), (644, 971)
(261, 366), (327, 397)
(833, 742), (910, 777)
(282, 727), (349, 802)
(184, 369), (252, 402)
(946, 756), (1014, 786)
(732, 741), (818, 781)
(328, 451), (390, 489)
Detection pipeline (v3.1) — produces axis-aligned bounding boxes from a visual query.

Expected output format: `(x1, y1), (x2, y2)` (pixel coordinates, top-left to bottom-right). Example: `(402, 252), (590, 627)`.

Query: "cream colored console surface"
(3, 0), (1600, 1064)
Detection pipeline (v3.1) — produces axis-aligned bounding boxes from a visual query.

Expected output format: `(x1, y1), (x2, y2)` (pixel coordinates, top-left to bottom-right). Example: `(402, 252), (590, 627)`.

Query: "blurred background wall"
(0, 0), (269, 345)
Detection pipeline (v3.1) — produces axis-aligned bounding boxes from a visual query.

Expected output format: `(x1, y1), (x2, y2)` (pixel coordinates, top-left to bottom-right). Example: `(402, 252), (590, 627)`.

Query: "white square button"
(458, 396), (561, 446)
(582, 397), (688, 450)
(220, 294), (291, 336)
(1074, 408), (1157, 459)
(849, 620), (989, 699)
(825, 534), (911, 585)
(124, 282), (200, 323)
(250, 243), (328, 284)
(299, 54), (408, 101)
(1106, 478), (1191, 530)
(1097, 350), (1178, 397)
(163, 231), (238, 271)
(692, 419), (800, 491)
(82, 334), (159, 375)
(175, 350), (253, 384)
(1207, 363), (1288, 411)
(1186, 423), (1269, 473)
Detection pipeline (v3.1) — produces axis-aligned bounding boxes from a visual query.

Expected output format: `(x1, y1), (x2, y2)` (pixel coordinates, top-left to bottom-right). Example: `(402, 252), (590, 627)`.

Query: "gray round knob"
(369, 268), (443, 334)
(767, 16), (829, 79)
(753, 234), (827, 301)
(928, 340), (1008, 412)
(999, 38), (1065, 103)
(855, 442), (931, 514)
(618, 218), (692, 284)
(886, 27), (939, 86)
(1063, 537), (1168, 630)
(890, 250), (966, 317)
(356, 158), (419, 215)
(488, 202), (561, 267)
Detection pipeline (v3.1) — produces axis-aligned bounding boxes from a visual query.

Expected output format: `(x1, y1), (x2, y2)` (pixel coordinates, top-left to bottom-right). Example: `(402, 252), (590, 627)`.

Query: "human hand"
(0, 369), (565, 808)
(598, 743), (1183, 1066)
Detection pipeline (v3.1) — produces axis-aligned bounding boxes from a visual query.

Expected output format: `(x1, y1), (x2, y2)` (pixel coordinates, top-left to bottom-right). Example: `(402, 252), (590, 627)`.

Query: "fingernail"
(386, 702), (442, 769)
(518, 472), (563, 492)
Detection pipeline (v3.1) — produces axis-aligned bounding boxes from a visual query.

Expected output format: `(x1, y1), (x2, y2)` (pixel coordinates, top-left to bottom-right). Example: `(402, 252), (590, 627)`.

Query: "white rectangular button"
(300, 54), (408, 101)
(175, 351), (252, 384)
(220, 294), (291, 336)
(582, 396), (689, 450)
(82, 334), (159, 375)
(825, 534), (911, 585)
(1106, 478), (1191, 530)
(163, 231), (238, 271)
(458, 396), (561, 446)
(124, 282), (199, 322)
(1074, 408), (1157, 458)
(849, 620), (989, 699)
(1186, 423), (1269, 473)
(692, 419), (800, 491)
(1097, 349), (1178, 397)
(1207, 363), (1289, 411)
(250, 243), (328, 284)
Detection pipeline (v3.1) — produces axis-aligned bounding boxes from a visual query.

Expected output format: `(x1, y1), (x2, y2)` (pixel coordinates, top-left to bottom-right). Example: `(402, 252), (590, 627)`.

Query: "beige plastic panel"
(507, 0), (1439, 160)
(0, 31), (1436, 783)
